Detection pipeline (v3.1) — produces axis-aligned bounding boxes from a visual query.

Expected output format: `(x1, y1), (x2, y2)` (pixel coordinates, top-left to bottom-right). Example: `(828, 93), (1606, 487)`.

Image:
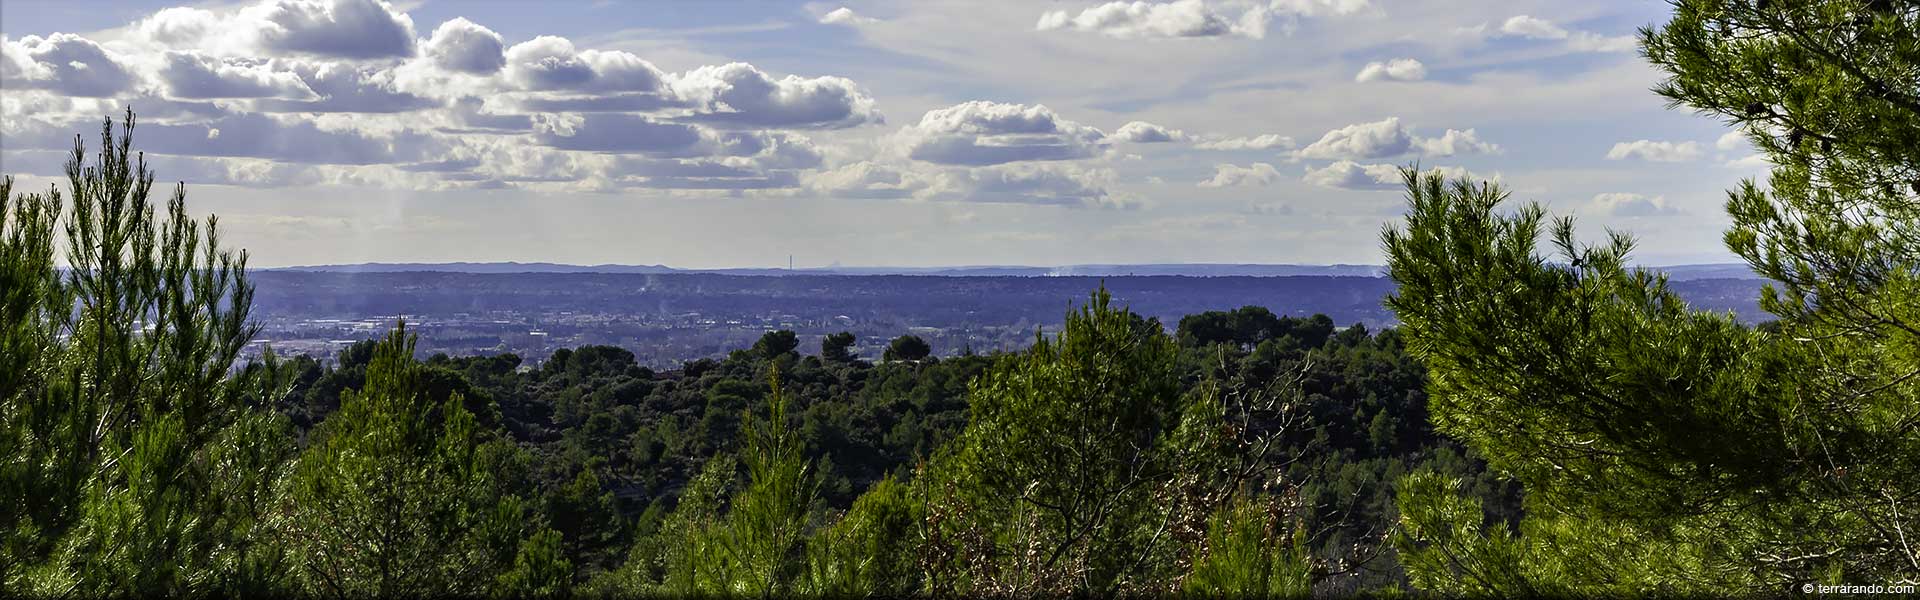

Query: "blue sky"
(1, 0), (1765, 268)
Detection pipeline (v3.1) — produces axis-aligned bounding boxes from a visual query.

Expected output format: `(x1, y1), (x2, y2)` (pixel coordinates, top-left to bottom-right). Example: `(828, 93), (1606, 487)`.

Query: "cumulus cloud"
(1723, 153), (1771, 170)
(951, 163), (1123, 207)
(255, 61), (438, 112)
(1303, 161), (1484, 190)
(1500, 15), (1565, 39)
(1297, 117), (1412, 159)
(504, 36), (668, 93)
(532, 113), (705, 154)
(1606, 140), (1702, 162)
(1417, 128), (1499, 156)
(671, 63), (880, 129)
(1111, 121), (1186, 143)
(1715, 130), (1747, 152)
(899, 101), (1107, 166)
(1355, 58), (1425, 82)
(1199, 162), (1282, 187)
(1585, 192), (1680, 217)
(1493, 15), (1636, 53)
(1302, 160), (1400, 189)
(819, 7), (879, 25)
(159, 52), (315, 99)
(4, 113), (436, 165)
(1298, 118), (1498, 159)
(807, 161), (929, 199)
(1037, 0), (1270, 40)
(253, 0), (417, 59)
(1194, 133), (1293, 150)
(3, 34), (138, 97)
(424, 17), (505, 75)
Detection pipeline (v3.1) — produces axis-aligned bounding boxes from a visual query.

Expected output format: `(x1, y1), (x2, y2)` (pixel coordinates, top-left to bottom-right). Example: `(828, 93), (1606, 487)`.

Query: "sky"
(0, 0), (1769, 268)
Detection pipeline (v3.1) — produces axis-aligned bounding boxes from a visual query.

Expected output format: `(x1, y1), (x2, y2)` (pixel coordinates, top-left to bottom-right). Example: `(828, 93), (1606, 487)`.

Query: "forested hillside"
(3, 0), (1916, 596)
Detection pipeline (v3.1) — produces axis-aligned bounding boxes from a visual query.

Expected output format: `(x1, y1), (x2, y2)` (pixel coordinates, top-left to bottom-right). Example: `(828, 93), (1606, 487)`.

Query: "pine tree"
(0, 110), (294, 596)
(1384, 0), (1920, 590)
(922, 287), (1188, 594)
(282, 323), (563, 597)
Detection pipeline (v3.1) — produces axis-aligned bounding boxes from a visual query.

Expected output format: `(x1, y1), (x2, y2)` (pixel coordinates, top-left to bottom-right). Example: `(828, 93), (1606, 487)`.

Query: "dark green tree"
(883, 335), (932, 362)
(752, 330), (800, 360)
(820, 331), (857, 363)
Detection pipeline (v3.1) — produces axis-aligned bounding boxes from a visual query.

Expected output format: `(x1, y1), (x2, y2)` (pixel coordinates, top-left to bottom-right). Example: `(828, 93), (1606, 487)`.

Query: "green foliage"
(498, 529), (574, 599)
(283, 324), (554, 597)
(820, 331), (857, 363)
(924, 287), (1188, 593)
(1394, 471), (1748, 597)
(883, 334), (932, 362)
(1183, 494), (1312, 598)
(1177, 305), (1335, 350)
(1382, 0), (1920, 592)
(0, 111), (293, 597)
(717, 369), (819, 595)
(1382, 0), (1920, 588)
(752, 330), (800, 360)
(806, 475), (923, 596)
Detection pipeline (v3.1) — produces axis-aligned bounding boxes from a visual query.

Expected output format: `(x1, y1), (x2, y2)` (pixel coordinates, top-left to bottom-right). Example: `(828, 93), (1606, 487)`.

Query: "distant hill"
(274, 261), (1760, 281)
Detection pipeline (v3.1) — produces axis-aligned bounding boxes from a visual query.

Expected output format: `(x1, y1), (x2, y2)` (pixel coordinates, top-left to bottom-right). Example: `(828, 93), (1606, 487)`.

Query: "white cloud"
(1723, 153), (1771, 170)
(1303, 161), (1485, 190)
(946, 163), (1125, 207)
(255, 61), (437, 112)
(532, 113), (705, 154)
(1493, 15), (1635, 53)
(670, 63), (881, 129)
(898, 101), (1107, 166)
(1112, 120), (1186, 142)
(1199, 162), (1281, 187)
(1417, 128), (1500, 156)
(3, 34), (139, 97)
(1298, 117), (1411, 159)
(159, 52), (316, 100)
(1606, 140), (1702, 162)
(1297, 118), (1500, 160)
(1585, 192), (1680, 217)
(1501, 15), (1566, 39)
(1355, 58), (1425, 82)
(504, 36), (668, 93)
(252, 0), (418, 59)
(1194, 133), (1293, 150)
(1715, 130), (1746, 151)
(807, 161), (929, 199)
(819, 7), (878, 25)
(1302, 160), (1399, 189)
(1037, 0), (1270, 40)
(424, 17), (505, 75)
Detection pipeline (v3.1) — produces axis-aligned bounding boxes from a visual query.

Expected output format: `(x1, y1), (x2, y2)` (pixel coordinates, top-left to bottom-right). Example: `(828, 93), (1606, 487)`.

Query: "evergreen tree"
(922, 288), (1189, 594)
(0, 111), (294, 596)
(282, 324), (564, 597)
(1384, 0), (1920, 590)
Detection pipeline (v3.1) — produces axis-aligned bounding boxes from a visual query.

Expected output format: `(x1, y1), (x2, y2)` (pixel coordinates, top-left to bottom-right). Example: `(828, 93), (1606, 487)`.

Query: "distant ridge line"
(268, 262), (1761, 280)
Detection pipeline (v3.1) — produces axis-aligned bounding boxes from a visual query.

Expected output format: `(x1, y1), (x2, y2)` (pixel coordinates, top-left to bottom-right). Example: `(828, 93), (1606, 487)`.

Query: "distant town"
(244, 266), (1769, 369)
